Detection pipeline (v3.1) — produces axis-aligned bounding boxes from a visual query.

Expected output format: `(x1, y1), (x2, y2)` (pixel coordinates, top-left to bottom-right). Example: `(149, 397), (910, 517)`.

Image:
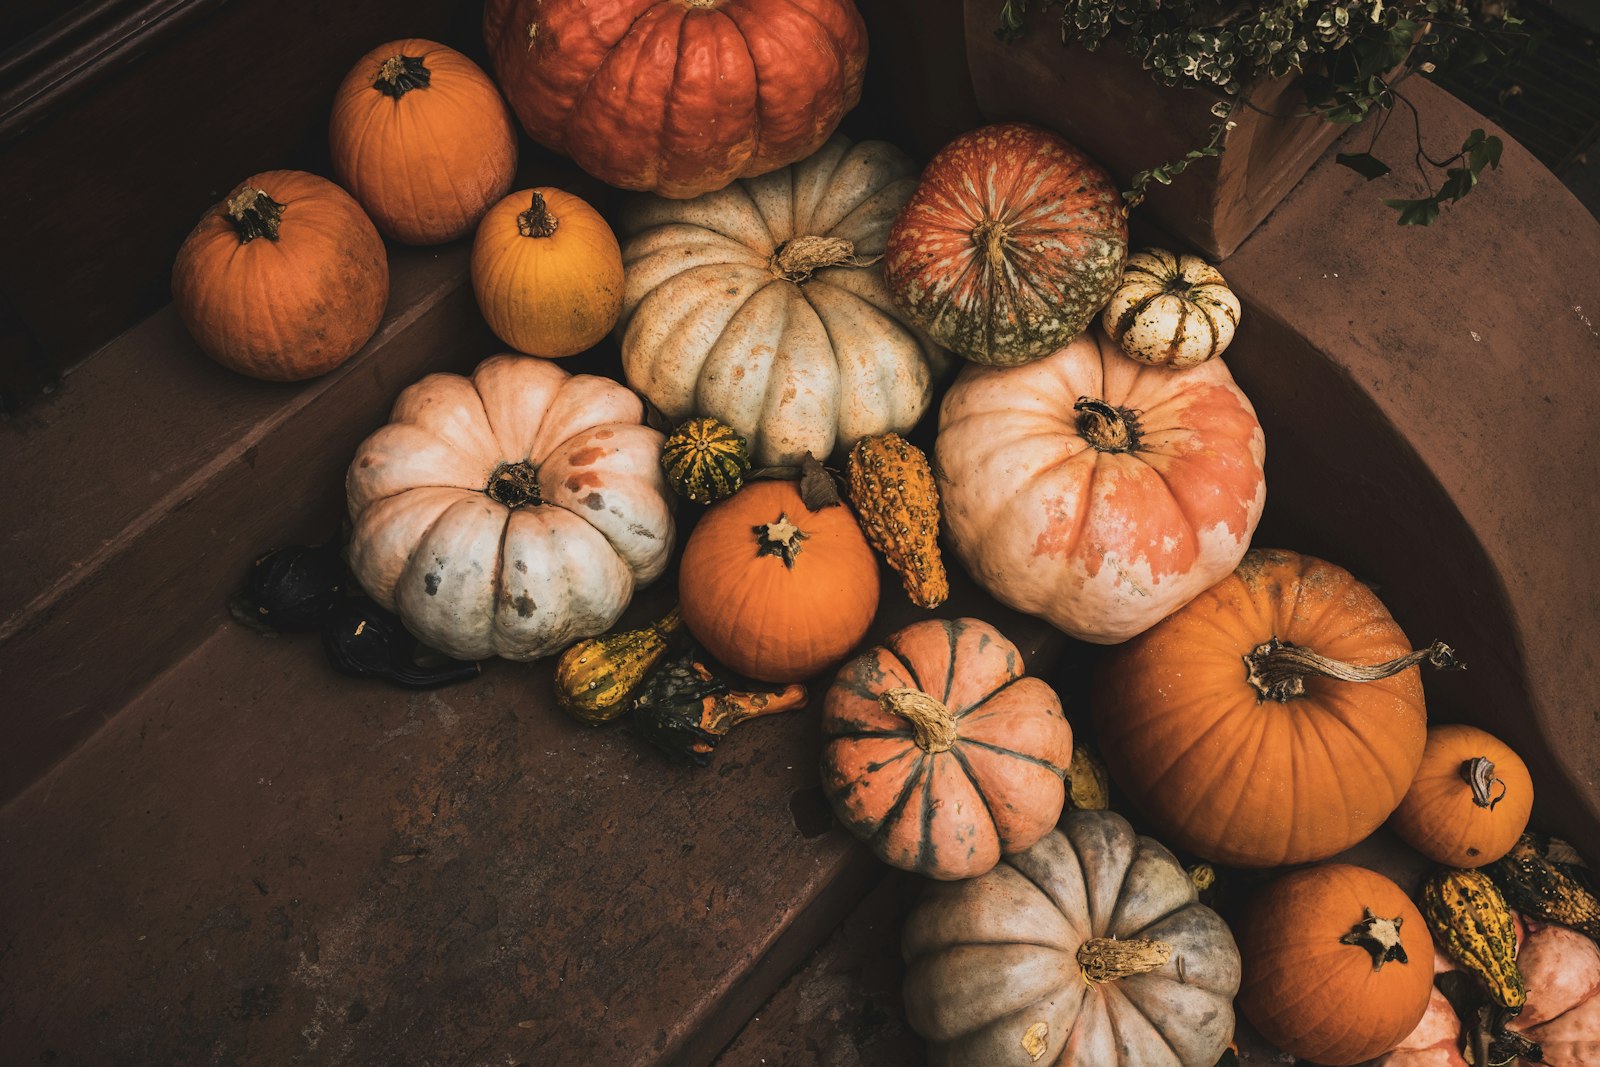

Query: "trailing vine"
(997, 1), (1523, 223)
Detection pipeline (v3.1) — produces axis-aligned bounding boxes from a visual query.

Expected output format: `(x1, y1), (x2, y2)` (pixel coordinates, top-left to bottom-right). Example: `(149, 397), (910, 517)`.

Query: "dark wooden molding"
(0, 0), (230, 145)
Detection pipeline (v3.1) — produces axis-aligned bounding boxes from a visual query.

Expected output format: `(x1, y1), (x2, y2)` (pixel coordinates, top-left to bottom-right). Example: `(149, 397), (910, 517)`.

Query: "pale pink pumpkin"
(1355, 987), (1469, 1067)
(935, 326), (1266, 644)
(1511, 918), (1600, 1065)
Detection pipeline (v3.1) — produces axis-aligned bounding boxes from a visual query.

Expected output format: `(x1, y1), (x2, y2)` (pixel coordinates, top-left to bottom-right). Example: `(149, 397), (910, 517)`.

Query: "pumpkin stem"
(1243, 637), (1462, 703)
(1340, 908), (1410, 972)
(374, 54), (431, 97)
(753, 512), (808, 568)
(225, 186), (284, 243)
(1462, 756), (1508, 810)
(971, 219), (1010, 273)
(1076, 937), (1172, 983)
(770, 235), (873, 283)
(485, 460), (541, 508)
(880, 688), (958, 754)
(517, 192), (559, 239)
(1073, 397), (1142, 453)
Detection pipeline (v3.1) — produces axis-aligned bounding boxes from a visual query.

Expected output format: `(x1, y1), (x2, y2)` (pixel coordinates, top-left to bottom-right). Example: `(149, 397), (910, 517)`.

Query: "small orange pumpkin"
(821, 617), (1073, 880)
(1390, 724), (1533, 868)
(1237, 864), (1434, 1066)
(172, 170), (388, 381)
(471, 187), (624, 358)
(330, 38), (516, 245)
(678, 480), (878, 684)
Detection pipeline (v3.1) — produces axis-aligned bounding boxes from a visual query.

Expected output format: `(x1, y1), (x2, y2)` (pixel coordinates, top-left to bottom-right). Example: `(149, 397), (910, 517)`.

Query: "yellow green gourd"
(1065, 743), (1111, 810)
(1420, 867), (1526, 1010)
(554, 607), (681, 724)
(660, 417), (750, 504)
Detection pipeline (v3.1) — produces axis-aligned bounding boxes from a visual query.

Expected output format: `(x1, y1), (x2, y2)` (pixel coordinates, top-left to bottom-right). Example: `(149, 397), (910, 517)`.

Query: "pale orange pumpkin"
(1095, 549), (1452, 867)
(820, 617), (1072, 880)
(330, 38), (517, 245)
(172, 170), (388, 381)
(1238, 864), (1435, 1066)
(471, 187), (624, 358)
(677, 480), (877, 683)
(1390, 724), (1533, 868)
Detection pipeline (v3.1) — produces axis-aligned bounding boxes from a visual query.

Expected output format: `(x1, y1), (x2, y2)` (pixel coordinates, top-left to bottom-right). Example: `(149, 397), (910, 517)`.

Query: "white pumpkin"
(1101, 249), (1240, 369)
(616, 136), (949, 467)
(346, 355), (674, 661)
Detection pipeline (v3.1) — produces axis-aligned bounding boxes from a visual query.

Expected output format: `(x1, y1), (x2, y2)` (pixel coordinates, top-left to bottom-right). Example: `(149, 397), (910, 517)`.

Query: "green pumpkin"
(660, 417), (750, 504)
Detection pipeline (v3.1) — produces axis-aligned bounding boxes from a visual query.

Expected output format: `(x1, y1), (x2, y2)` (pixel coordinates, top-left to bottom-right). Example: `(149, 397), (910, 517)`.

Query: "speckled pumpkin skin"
(884, 123), (1127, 366)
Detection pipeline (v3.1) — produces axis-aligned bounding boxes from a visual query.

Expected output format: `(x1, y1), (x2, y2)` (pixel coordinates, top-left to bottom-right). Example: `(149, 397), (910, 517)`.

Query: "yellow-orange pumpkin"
(821, 617), (1072, 880)
(678, 480), (877, 684)
(1095, 549), (1454, 867)
(471, 187), (624, 358)
(330, 38), (516, 245)
(1237, 864), (1434, 1066)
(1390, 724), (1533, 868)
(172, 170), (388, 381)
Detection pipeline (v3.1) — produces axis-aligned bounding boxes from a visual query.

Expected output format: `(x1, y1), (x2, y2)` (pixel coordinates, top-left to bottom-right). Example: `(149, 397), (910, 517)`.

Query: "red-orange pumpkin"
(1390, 724), (1533, 868)
(172, 170), (388, 381)
(678, 480), (877, 683)
(330, 38), (517, 245)
(821, 617), (1073, 880)
(1095, 549), (1449, 867)
(884, 123), (1127, 366)
(1237, 864), (1434, 1066)
(483, 0), (867, 198)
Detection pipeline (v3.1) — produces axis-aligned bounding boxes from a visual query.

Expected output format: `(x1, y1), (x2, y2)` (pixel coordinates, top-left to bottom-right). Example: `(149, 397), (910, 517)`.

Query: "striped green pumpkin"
(660, 417), (750, 504)
(1101, 249), (1240, 369)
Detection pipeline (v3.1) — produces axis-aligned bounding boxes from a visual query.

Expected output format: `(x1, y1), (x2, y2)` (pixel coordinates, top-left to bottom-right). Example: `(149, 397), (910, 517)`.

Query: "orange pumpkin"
(821, 617), (1073, 880)
(471, 187), (624, 358)
(1237, 864), (1434, 1066)
(1390, 724), (1533, 868)
(172, 170), (388, 381)
(1095, 549), (1455, 867)
(678, 480), (877, 684)
(330, 38), (517, 245)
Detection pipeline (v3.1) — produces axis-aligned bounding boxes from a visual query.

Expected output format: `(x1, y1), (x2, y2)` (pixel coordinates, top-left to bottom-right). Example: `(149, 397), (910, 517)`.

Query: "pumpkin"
(845, 433), (948, 609)
(617, 136), (948, 466)
(884, 123), (1127, 367)
(172, 170), (388, 381)
(482, 0), (867, 198)
(1354, 987), (1469, 1067)
(1391, 725), (1533, 868)
(554, 607), (682, 724)
(1489, 835), (1600, 940)
(1237, 864), (1434, 1066)
(677, 479), (877, 683)
(660, 417), (751, 504)
(1421, 868), (1526, 1010)
(1100, 248), (1241, 369)
(1094, 549), (1458, 867)
(820, 617), (1072, 880)
(345, 354), (674, 661)
(901, 809), (1241, 1066)
(329, 39), (517, 245)
(935, 326), (1266, 644)
(471, 188), (624, 358)
(1510, 917), (1600, 1065)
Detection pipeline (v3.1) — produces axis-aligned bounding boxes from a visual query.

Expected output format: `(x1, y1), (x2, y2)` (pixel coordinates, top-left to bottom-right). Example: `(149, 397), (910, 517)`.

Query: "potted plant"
(968, 1), (1522, 257)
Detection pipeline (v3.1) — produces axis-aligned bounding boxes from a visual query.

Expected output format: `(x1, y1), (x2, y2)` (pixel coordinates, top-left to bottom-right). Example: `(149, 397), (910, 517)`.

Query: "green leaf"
(1469, 134), (1504, 174)
(1385, 197), (1443, 226)
(1336, 152), (1393, 180)
(1438, 167), (1477, 202)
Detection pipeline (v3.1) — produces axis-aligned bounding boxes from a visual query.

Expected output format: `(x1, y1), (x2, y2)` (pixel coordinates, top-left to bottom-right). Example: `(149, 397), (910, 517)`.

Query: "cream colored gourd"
(616, 136), (948, 466)
(1101, 249), (1240, 368)
(346, 355), (674, 661)
(902, 809), (1240, 1067)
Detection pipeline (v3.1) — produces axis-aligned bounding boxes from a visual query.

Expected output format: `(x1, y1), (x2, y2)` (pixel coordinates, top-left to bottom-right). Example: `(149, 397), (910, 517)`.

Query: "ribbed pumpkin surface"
(884, 123), (1127, 366)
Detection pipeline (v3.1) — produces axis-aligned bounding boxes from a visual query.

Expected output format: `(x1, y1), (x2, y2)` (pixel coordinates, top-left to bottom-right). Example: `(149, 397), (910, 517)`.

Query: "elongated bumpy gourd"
(1421, 867), (1527, 1010)
(846, 433), (948, 609)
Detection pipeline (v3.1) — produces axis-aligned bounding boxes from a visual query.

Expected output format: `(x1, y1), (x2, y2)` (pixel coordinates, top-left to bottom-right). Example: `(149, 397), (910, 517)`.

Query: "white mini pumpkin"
(346, 355), (674, 661)
(1101, 248), (1240, 369)
(616, 136), (949, 467)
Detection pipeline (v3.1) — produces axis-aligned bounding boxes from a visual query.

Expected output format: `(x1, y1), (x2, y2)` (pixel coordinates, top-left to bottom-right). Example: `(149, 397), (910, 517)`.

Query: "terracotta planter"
(964, 0), (1348, 259)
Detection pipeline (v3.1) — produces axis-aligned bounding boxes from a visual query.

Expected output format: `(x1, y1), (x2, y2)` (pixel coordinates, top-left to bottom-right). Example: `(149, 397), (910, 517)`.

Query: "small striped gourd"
(660, 417), (750, 505)
(1420, 867), (1526, 1009)
(554, 607), (681, 725)
(1101, 249), (1240, 369)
